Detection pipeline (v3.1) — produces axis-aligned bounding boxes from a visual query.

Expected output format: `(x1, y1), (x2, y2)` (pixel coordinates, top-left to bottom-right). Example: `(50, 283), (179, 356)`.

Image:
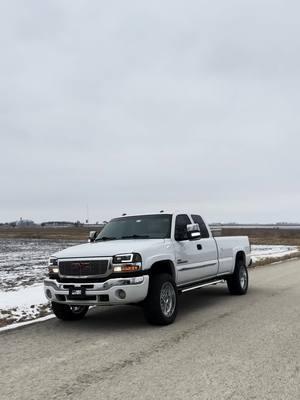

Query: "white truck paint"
(44, 212), (251, 325)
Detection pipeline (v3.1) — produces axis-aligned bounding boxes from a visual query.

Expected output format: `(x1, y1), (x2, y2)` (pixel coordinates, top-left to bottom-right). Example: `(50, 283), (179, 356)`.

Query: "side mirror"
(187, 223), (201, 240)
(88, 231), (98, 243)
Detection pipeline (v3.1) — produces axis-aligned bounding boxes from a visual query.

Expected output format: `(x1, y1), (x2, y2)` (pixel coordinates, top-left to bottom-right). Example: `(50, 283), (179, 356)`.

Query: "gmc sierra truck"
(44, 212), (251, 325)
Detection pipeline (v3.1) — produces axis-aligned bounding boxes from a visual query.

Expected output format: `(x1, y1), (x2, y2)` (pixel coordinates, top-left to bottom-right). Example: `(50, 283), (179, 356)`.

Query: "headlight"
(112, 253), (142, 273)
(48, 258), (59, 275)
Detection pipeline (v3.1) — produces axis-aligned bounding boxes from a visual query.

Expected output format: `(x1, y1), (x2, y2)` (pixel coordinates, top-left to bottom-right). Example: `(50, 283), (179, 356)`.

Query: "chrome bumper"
(44, 275), (149, 306)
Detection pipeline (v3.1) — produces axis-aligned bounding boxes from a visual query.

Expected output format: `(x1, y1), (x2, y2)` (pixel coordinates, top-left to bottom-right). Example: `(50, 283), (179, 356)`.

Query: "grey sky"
(1, 0), (300, 223)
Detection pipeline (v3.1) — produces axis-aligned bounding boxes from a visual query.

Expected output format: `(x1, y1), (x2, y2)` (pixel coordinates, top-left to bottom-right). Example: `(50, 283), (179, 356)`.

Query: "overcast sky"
(1, 0), (300, 223)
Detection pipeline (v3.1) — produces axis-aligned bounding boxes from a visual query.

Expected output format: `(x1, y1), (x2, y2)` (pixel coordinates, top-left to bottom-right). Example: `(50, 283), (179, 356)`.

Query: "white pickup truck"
(44, 212), (251, 325)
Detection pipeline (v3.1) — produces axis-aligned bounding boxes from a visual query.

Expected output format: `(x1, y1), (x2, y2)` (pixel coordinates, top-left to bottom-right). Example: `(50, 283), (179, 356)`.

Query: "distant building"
(16, 218), (35, 227)
(41, 221), (78, 227)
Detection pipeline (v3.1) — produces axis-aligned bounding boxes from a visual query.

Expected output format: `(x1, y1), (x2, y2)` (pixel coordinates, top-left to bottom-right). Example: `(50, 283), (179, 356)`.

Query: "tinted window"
(191, 215), (209, 238)
(175, 214), (191, 241)
(96, 214), (172, 240)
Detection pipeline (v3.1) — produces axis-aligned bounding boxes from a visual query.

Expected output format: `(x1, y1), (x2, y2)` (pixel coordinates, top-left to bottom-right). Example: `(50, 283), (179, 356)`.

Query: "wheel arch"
(235, 250), (246, 267)
(149, 259), (176, 281)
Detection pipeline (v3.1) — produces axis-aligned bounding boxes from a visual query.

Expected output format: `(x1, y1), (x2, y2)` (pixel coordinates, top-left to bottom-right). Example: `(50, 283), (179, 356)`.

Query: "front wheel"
(227, 260), (249, 295)
(51, 302), (89, 321)
(144, 273), (178, 325)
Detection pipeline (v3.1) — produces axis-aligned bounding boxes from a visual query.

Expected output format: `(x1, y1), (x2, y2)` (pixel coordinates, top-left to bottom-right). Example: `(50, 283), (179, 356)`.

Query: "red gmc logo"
(72, 262), (90, 270)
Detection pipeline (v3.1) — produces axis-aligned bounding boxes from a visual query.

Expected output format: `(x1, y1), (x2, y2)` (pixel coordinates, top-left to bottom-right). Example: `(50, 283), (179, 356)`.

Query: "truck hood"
(52, 239), (166, 259)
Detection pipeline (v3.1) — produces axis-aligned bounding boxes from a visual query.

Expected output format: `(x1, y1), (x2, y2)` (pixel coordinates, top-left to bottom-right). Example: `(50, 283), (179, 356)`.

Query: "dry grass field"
(0, 226), (93, 241)
(221, 228), (300, 246)
(222, 228), (300, 265)
(1, 226), (300, 246)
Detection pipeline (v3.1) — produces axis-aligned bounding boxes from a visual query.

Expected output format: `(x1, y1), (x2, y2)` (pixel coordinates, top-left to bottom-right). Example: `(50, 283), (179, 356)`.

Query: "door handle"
(197, 244), (202, 250)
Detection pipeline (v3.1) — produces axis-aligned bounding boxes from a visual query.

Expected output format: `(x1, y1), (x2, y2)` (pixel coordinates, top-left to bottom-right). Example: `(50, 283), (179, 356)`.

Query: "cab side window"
(191, 215), (209, 239)
(175, 214), (191, 241)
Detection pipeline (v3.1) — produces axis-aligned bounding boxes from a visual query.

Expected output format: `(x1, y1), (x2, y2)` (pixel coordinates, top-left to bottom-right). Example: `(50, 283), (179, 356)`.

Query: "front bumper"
(44, 275), (149, 306)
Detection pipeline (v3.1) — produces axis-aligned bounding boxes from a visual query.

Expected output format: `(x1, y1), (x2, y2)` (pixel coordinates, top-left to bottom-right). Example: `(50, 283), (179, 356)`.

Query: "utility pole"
(86, 204), (89, 224)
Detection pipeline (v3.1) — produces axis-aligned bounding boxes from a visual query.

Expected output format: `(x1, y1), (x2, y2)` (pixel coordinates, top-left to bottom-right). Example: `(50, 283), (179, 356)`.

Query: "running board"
(179, 279), (225, 294)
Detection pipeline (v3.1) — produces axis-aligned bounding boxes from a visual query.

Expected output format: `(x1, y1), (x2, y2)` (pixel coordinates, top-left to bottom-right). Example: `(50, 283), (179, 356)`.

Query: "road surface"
(1, 259), (299, 400)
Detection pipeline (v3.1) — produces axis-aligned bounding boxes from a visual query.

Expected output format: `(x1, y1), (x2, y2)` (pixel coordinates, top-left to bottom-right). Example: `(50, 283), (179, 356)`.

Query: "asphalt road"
(1, 260), (299, 400)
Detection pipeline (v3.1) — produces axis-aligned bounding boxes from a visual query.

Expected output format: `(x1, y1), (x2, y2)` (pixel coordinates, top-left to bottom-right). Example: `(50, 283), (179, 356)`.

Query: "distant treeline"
(0, 220), (104, 228)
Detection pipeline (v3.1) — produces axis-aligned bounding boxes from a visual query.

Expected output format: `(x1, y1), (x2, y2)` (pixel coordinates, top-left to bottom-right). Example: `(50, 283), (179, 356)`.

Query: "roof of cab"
(116, 210), (198, 218)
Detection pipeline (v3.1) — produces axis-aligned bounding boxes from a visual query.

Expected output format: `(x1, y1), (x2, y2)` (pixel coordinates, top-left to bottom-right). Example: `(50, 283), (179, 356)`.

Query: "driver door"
(173, 214), (218, 285)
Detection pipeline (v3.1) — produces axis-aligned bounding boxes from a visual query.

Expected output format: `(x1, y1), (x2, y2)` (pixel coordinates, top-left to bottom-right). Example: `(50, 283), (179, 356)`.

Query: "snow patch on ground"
(251, 245), (299, 264)
(0, 239), (79, 327)
(0, 239), (80, 291)
(0, 284), (50, 326)
(1, 284), (45, 308)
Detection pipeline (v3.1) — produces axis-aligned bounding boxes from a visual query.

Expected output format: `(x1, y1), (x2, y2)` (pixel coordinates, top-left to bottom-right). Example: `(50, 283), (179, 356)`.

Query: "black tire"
(144, 273), (178, 325)
(51, 302), (89, 321)
(227, 259), (249, 295)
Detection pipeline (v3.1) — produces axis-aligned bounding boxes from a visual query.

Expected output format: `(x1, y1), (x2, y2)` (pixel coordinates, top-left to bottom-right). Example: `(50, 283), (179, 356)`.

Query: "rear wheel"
(51, 302), (89, 321)
(144, 273), (178, 325)
(227, 259), (249, 295)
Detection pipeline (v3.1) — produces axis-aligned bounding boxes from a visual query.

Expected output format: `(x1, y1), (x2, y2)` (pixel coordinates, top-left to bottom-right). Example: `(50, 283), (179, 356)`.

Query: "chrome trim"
(44, 276), (145, 291)
(44, 280), (59, 289)
(178, 262), (217, 272)
(181, 279), (225, 293)
(44, 275), (150, 306)
(177, 259), (188, 265)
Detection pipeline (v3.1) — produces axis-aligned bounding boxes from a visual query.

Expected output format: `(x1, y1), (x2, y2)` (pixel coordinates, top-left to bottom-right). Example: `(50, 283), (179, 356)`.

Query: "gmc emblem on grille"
(73, 262), (90, 268)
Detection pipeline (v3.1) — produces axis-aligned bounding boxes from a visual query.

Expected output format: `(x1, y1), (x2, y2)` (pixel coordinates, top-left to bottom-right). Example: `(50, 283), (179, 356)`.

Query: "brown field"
(221, 228), (300, 246)
(1, 226), (300, 246)
(0, 226), (93, 241)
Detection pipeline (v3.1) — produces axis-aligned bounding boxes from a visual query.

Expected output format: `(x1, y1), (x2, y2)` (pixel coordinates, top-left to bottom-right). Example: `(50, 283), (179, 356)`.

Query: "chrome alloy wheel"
(160, 282), (176, 318)
(239, 265), (248, 289)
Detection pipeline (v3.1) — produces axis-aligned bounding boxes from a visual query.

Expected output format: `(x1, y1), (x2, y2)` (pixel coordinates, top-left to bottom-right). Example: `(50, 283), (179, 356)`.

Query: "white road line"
(0, 314), (55, 333)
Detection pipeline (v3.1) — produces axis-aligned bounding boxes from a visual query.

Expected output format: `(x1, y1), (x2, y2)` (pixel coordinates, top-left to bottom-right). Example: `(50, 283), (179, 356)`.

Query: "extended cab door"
(173, 214), (219, 285)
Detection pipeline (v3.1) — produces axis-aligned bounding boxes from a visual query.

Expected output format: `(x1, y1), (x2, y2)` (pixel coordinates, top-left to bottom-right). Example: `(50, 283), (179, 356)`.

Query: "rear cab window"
(191, 215), (210, 238)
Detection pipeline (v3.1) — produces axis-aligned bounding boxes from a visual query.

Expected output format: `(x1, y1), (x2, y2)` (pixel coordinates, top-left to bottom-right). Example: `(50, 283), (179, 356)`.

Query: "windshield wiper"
(121, 235), (150, 239)
(95, 236), (117, 241)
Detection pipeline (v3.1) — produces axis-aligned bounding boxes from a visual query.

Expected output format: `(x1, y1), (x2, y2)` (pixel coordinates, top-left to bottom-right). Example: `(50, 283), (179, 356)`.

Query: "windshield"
(95, 214), (172, 241)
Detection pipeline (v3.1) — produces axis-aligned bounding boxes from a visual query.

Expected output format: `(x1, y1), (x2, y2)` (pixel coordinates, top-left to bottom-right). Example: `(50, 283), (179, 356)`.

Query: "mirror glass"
(88, 230), (97, 242)
(186, 223), (201, 240)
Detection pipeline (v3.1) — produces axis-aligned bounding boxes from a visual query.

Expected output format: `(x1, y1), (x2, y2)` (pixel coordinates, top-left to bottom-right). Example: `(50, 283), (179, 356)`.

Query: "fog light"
(46, 289), (52, 299)
(116, 289), (126, 299)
